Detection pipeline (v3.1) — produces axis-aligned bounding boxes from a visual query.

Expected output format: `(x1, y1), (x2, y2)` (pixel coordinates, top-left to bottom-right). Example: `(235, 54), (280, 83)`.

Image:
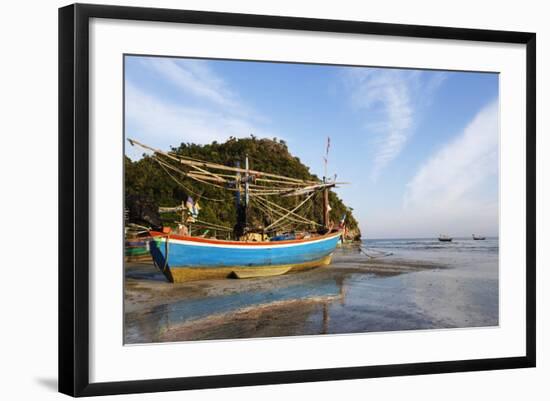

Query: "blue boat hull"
(149, 231), (342, 282)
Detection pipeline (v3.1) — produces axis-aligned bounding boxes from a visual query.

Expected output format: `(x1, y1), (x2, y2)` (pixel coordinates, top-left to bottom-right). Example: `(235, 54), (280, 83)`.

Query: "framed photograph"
(59, 3), (536, 397)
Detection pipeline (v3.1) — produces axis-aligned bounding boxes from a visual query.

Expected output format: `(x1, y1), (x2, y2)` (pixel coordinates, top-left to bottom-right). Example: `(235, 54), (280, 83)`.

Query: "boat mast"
(235, 161), (242, 238)
(323, 185), (330, 230)
(323, 136), (330, 230)
(234, 160), (248, 239)
(245, 155), (249, 228)
(235, 160), (241, 206)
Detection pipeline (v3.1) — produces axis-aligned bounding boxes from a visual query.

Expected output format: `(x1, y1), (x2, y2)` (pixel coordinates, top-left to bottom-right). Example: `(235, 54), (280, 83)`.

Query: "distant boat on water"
(438, 235), (453, 242)
(472, 234), (486, 240)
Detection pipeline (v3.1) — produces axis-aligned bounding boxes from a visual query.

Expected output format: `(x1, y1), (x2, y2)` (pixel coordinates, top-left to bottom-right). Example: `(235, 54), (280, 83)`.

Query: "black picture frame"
(59, 3), (536, 397)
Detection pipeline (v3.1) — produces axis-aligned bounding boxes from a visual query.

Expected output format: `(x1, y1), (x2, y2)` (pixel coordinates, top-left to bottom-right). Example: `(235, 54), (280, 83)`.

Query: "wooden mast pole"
(236, 160), (241, 239)
(245, 155), (249, 229)
(323, 186), (329, 230)
(323, 136), (330, 230)
(181, 200), (185, 233)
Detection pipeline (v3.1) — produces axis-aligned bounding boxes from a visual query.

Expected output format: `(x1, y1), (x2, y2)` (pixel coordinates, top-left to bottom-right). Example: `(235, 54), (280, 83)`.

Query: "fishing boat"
(472, 234), (486, 240)
(438, 235), (453, 242)
(124, 222), (153, 262)
(149, 231), (342, 282)
(128, 138), (346, 282)
(124, 239), (151, 262)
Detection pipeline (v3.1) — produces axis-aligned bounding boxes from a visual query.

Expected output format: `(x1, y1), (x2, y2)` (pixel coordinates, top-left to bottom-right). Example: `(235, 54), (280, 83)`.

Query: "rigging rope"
(264, 192), (316, 230)
(190, 164), (227, 183)
(255, 195), (321, 226)
(183, 171), (304, 187)
(192, 219), (232, 231)
(359, 247), (393, 259)
(253, 199), (315, 228)
(251, 198), (311, 228)
(129, 138), (318, 184)
(154, 158), (226, 202)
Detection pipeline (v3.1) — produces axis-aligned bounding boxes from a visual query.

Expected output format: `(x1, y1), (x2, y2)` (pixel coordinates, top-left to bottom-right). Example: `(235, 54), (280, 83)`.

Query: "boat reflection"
(125, 276), (346, 343)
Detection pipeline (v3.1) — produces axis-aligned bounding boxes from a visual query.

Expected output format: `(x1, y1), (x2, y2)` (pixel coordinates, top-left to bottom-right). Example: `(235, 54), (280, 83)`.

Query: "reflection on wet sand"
(124, 242), (498, 344)
(126, 274), (347, 343)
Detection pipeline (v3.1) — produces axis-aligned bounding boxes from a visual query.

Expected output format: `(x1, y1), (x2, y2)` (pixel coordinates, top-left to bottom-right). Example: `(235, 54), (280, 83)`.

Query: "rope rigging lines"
(128, 137), (341, 235)
(264, 192), (316, 231)
(153, 157), (227, 202)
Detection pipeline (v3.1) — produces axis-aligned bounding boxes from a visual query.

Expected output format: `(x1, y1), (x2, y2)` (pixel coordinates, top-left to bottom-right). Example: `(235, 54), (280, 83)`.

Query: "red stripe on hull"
(149, 230), (342, 246)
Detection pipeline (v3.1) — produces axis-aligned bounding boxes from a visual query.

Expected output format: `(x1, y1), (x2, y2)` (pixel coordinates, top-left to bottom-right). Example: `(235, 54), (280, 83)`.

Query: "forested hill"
(125, 136), (361, 240)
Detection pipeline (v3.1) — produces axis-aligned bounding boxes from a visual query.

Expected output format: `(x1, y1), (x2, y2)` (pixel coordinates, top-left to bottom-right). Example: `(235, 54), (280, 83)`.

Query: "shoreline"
(124, 245), (449, 343)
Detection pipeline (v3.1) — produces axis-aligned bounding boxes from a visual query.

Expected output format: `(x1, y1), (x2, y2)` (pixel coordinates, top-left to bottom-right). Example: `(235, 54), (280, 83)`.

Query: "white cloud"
(364, 100), (499, 238)
(125, 57), (276, 160)
(404, 100), (498, 210)
(125, 81), (271, 160)
(344, 69), (446, 180)
(142, 58), (250, 116)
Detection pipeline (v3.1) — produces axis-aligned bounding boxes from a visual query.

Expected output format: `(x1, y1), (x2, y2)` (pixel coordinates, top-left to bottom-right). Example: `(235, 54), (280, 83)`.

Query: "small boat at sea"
(472, 234), (486, 240)
(438, 235), (453, 242)
(128, 138), (346, 283)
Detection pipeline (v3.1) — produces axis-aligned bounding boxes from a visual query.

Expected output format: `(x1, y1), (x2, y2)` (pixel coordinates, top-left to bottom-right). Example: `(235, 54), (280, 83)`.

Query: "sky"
(125, 55), (499, 239)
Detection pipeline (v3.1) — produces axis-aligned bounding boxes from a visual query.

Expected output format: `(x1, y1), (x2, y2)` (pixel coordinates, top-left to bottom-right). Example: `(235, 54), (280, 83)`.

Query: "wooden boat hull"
(124, 239), (152, 262)
(148, 231), (341, 282)
(232, 267), (292, 279)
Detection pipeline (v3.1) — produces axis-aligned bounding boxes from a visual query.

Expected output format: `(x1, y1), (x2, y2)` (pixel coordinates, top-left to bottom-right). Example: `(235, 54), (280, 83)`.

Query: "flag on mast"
(323, 136), (331, 179)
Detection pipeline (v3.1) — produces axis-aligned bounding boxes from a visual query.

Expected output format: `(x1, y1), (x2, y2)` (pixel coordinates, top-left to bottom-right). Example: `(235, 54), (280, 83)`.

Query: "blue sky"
(125, 55), (499, 239)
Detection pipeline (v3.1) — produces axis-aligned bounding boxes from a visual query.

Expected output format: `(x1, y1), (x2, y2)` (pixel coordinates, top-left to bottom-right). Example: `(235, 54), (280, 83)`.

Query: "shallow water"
(124, 237), (499, 343)
(325, 238), (498, 334)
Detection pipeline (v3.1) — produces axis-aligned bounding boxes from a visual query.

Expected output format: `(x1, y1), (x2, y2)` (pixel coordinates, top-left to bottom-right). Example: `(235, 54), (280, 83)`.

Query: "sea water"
(323, 237), (500, 334)
(124, 237), (499, 343)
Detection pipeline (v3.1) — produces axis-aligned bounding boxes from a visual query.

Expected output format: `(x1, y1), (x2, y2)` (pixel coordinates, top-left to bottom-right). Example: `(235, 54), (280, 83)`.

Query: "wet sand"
(124, 244), (458, 343)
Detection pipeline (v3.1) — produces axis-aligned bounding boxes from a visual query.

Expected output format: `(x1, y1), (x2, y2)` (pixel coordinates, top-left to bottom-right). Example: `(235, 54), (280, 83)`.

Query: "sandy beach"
(124, 243), (489, 344)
